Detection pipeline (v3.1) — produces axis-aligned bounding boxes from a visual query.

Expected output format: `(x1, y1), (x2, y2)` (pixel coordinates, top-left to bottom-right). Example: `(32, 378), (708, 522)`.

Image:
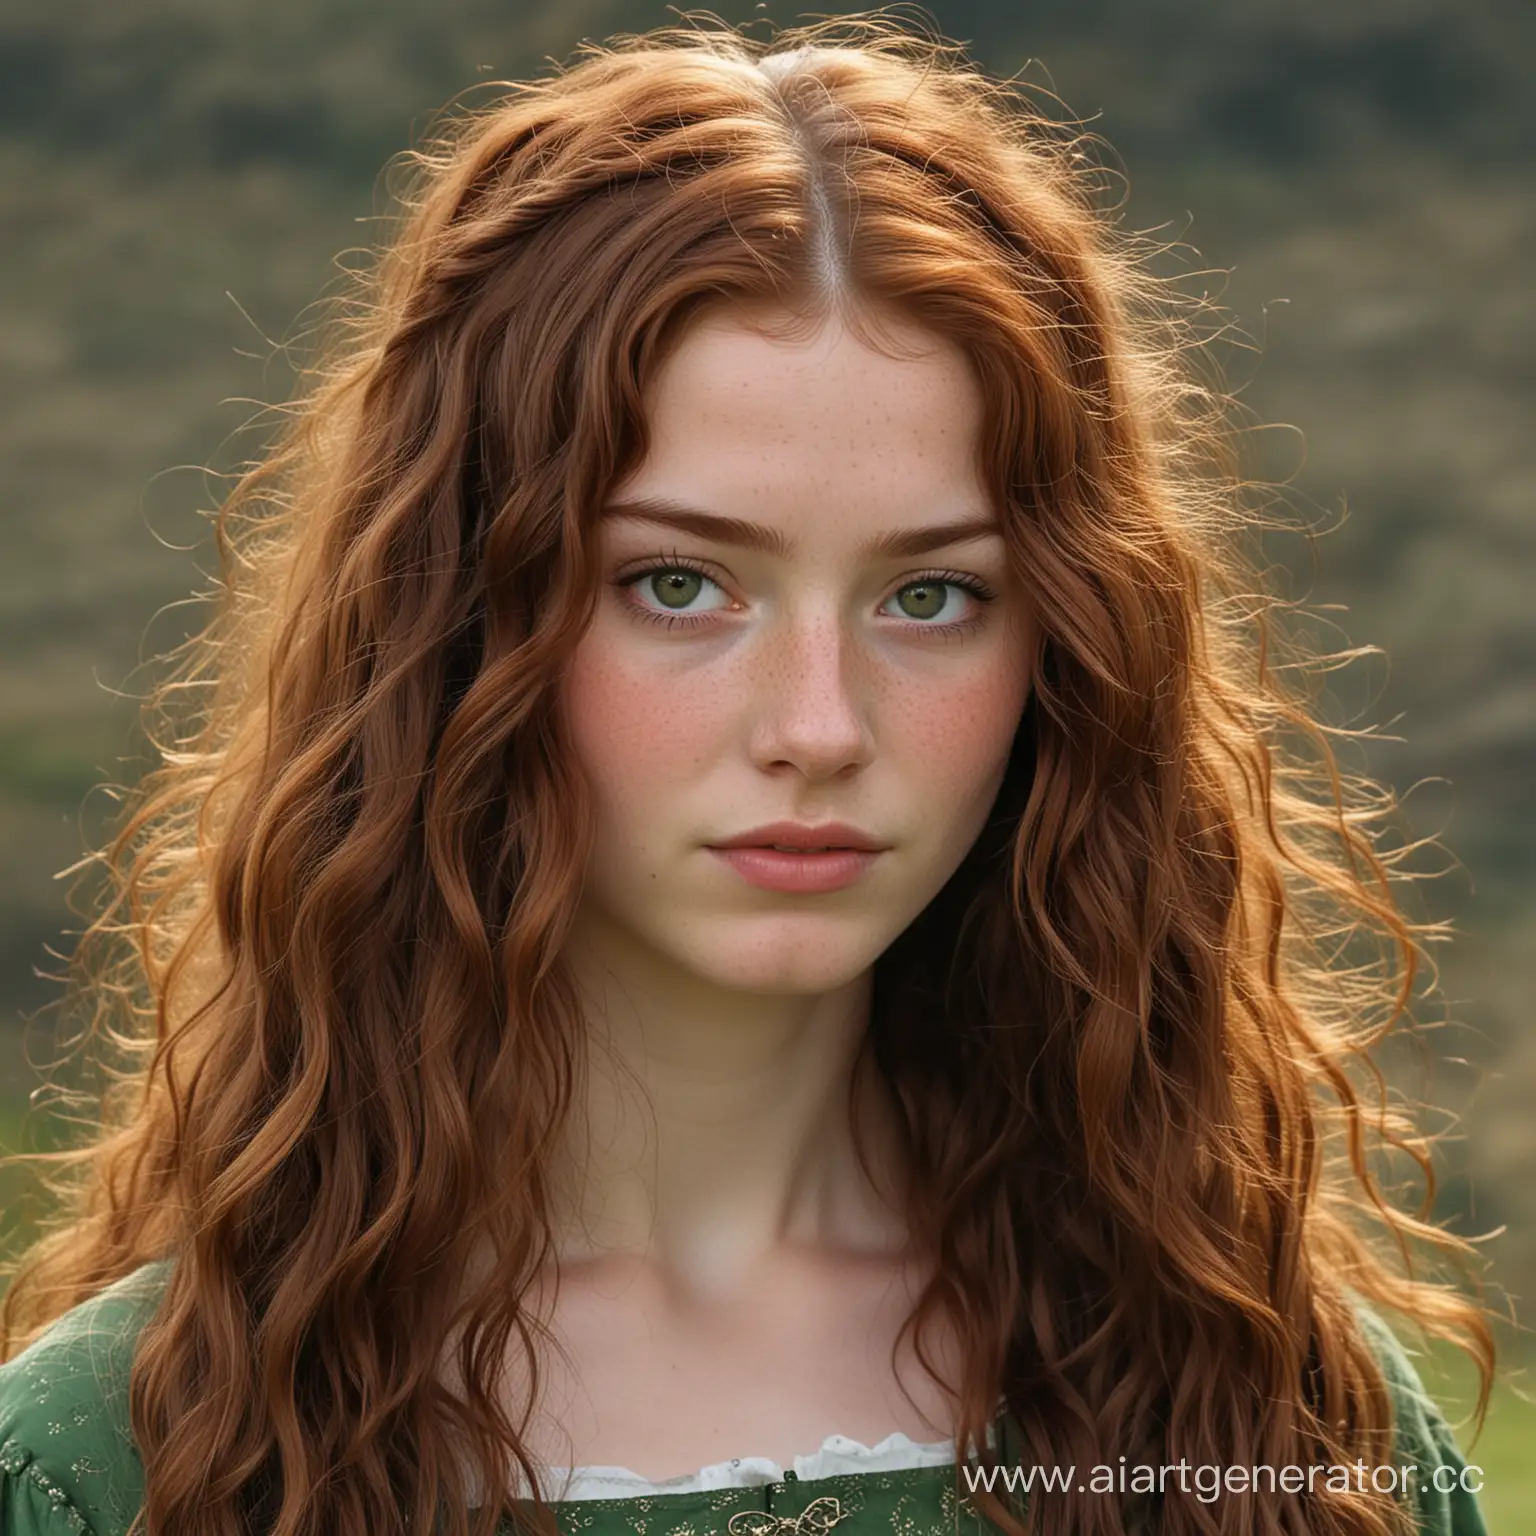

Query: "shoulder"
(0, 1260), (172, 1536)
(1352, 1301), (1489, 1536)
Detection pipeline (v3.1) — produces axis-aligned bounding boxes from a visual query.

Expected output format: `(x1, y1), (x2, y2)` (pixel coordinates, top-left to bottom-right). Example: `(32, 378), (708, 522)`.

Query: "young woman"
(0, 19), (1497, 1536)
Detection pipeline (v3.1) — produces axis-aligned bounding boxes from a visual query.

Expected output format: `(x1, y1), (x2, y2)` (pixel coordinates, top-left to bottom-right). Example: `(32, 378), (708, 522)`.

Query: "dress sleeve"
(0, 1263), (171, 1536)
(0, 1447), (97, 1535)
(1354, 1305), (1490, 1536)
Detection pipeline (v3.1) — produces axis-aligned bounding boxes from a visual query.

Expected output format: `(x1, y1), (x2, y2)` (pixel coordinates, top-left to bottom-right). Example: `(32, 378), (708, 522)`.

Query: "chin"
(669, 915), (894, 998)
(694, 955), (874, 999)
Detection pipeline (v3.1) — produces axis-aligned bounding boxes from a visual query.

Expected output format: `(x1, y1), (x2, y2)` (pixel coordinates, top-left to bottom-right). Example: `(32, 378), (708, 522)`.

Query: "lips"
(708, 820), (888, 853)
(707, 843), (884, 893)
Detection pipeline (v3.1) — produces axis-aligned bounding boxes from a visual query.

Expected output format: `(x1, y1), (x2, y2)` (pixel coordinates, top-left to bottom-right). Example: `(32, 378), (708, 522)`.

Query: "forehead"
(615, 305), (992, 533)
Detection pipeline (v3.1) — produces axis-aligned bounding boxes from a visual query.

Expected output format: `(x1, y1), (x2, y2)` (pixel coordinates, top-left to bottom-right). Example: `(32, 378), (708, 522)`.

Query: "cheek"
(560, 623), (727, 810)
(895, 656), (1030, 811)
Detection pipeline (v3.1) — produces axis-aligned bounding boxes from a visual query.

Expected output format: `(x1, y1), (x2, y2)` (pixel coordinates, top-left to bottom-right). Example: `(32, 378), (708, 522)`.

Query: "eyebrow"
(600, 495), (1004, 560)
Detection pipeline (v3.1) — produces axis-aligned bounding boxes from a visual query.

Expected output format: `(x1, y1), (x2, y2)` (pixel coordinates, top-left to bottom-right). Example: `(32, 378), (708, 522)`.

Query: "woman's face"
(559, 303), (1033, 998)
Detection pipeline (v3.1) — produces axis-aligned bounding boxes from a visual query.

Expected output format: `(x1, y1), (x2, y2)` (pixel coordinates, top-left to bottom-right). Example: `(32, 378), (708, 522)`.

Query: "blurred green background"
(0, 0), (1530, 1523)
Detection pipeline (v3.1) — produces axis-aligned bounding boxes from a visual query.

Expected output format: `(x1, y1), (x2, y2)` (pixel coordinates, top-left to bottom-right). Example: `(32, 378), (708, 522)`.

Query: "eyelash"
(613, 553), (998, 638)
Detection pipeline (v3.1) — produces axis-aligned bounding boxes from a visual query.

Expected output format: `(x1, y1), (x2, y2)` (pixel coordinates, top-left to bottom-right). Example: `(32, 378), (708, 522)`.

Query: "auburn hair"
(0, 16), (1495, 1536)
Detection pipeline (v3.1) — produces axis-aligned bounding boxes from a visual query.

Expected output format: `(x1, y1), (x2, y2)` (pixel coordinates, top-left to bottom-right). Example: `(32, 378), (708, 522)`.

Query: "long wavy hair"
(0, 17), (1496, 1536)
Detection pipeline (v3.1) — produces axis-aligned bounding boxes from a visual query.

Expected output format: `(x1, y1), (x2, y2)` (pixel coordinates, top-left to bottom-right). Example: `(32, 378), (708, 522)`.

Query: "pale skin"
(469, 302), (1034, 1489)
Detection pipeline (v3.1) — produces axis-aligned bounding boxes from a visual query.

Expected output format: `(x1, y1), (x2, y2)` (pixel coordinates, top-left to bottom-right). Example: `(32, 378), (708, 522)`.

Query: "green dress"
(0, 1260), (1489, 1535)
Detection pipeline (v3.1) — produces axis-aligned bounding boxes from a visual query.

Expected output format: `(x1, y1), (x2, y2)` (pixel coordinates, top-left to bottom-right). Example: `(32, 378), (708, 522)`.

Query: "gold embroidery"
(727, 1494), (850, 1536)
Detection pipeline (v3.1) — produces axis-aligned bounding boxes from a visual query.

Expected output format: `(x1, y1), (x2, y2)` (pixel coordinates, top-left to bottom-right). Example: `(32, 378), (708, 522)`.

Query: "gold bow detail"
(727, 1494), (849, 1536)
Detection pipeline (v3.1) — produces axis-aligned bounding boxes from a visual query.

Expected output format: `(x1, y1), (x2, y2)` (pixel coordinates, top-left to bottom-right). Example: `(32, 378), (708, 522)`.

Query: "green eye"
(894, 581), (949, 621)
(648, 570), (705, 609)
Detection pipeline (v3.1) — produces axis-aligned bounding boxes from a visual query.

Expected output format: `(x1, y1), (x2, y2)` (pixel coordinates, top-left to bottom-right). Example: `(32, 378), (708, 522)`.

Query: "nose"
(745, 600), (875, 781)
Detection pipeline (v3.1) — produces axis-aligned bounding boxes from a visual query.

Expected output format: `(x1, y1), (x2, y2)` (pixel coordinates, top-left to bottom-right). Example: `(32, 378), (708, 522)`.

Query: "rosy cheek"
(894, 659), (1028, 805)
(561, 624), (724, 796)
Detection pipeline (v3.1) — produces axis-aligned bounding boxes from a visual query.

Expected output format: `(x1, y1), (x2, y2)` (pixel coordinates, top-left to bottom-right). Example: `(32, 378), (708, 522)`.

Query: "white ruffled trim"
(533, 1425), (984, 1502)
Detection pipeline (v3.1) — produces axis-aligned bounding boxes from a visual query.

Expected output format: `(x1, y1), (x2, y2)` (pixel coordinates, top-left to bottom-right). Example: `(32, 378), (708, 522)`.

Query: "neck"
(547, 910), (911, 1301)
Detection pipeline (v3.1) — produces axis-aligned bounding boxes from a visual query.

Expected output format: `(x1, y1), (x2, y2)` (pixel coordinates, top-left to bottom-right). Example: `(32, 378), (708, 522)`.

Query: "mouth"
(708, 822), (888, 854)
(706, 842), (885, 893)
(758, 847), (866, 860)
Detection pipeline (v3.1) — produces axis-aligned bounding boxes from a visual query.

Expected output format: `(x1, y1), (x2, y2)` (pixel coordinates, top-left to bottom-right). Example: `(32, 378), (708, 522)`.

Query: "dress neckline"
(531, 1423), (982, 1502)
